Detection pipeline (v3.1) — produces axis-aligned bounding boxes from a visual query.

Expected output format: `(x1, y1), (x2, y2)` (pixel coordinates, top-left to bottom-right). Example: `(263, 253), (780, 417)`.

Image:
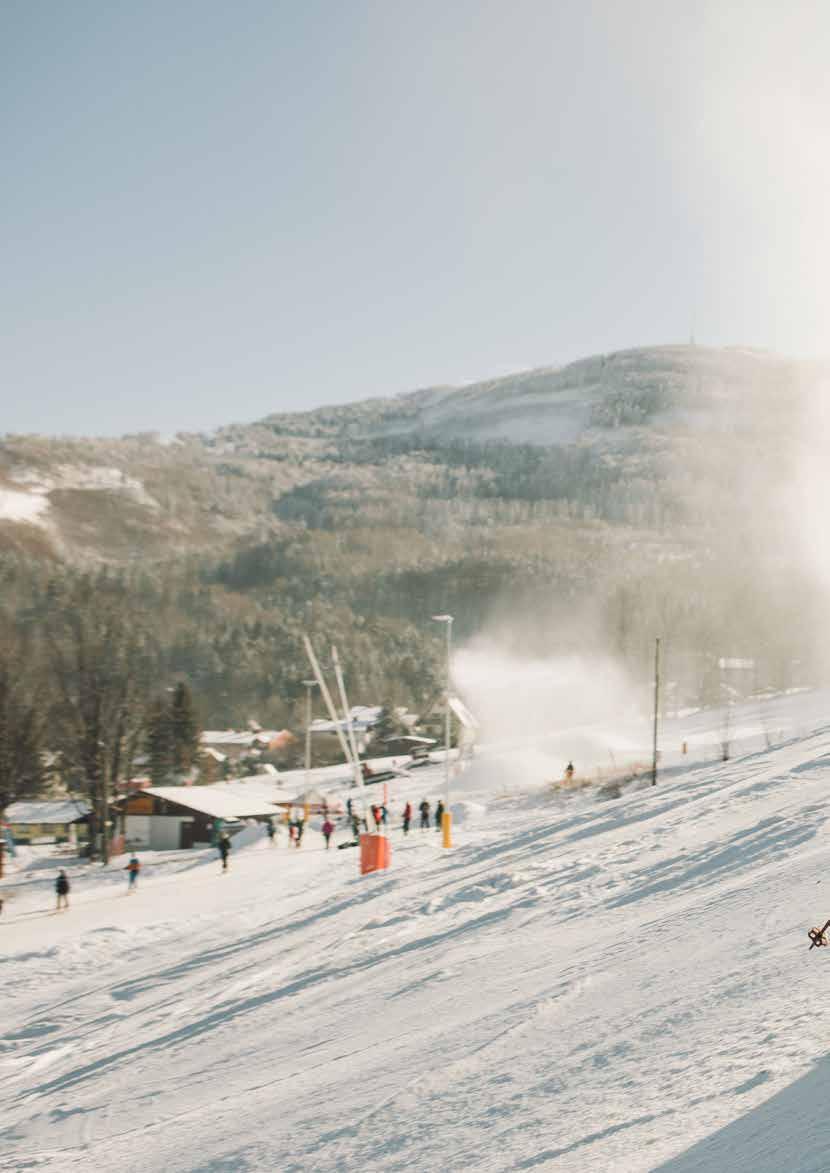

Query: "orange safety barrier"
(360, 833), (390, 875)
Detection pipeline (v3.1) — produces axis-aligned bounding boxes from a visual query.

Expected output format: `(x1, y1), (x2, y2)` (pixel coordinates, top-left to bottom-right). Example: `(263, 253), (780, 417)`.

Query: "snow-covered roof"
(310, 705), (383, 734)
(281, 788), (333, 807)
(201, 730), (283, 747)
(145, 778), (293, 820)
(5, 800), (91, 825)
(379, 734), (436, 746)
(202, 747), (228, 763)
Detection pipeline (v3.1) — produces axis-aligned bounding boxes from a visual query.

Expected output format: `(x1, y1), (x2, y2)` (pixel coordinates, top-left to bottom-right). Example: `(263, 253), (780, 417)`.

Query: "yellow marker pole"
(442, 809), (452, 849)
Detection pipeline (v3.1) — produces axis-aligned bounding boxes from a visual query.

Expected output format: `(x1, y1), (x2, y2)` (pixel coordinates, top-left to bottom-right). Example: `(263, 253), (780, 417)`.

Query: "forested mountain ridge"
(0, 345), (819, 731)
(0, 344), (804, 557)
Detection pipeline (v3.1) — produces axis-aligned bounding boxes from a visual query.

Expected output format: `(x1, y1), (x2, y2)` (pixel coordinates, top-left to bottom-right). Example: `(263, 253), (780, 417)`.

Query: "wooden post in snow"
(652, 637), (661, 787)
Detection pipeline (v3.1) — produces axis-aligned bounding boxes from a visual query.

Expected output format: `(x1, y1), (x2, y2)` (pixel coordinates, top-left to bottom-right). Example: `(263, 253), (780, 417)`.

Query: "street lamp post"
(432, 614), (453, 848)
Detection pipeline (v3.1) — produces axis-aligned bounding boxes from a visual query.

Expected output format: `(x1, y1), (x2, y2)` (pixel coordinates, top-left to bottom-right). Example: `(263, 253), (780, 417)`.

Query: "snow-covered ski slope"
(4, 702), (830, 1171)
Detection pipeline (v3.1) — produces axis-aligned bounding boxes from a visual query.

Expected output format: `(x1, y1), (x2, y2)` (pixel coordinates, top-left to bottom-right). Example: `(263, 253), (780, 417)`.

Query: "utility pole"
(101, 748), (111, 864)
(331, 647), (361, 786)
(302, 680), (317, 794)
(652, 637), (661, 786)
(432, 614), (453, 846)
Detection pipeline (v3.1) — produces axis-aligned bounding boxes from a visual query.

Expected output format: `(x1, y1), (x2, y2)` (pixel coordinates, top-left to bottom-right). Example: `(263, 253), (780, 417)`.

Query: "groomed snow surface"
(4, 696), (830, 1172)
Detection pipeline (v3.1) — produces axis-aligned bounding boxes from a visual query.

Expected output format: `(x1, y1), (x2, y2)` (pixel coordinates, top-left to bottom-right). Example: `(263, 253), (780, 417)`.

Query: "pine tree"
(169, 682), (200, 775)
(145, 697), (173, 786)
(372, 702), (404, 746)
(0, 661), (44, 816)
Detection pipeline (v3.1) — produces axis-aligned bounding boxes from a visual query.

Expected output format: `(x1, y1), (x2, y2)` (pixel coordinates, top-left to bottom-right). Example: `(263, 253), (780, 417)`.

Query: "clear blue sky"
(3, 1), (828, 435)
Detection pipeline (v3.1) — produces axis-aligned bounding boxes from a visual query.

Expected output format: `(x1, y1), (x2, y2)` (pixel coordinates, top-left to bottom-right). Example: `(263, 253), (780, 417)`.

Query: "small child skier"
(125, 854), (141, 892)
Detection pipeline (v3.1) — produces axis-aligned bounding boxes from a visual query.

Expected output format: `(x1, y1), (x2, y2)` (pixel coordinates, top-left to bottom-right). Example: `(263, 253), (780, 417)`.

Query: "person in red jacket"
(321, 819), (334, 849)
(125, 854), (141, 892)
(402, 802), (412, 835)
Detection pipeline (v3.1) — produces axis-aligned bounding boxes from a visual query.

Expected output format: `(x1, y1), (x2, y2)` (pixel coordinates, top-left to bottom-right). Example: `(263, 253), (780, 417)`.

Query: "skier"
(564, 761), (575, 783)
(322, 818), (334, 850)
(402, 801), (412, 835)
(435, 799), (445, 831)
(55, 869), (70, 911)
(381, 805), (389, 827)
(419, 799), (430, 830)
(350, 813), (361, 840)
(266, 819), (276, 846)
(371, 804), (382, 831)
(346, 797), (353, 820)
(125, 854), (141, 892)
(218, 832), (231, 871)
(295, 818), (305, 848)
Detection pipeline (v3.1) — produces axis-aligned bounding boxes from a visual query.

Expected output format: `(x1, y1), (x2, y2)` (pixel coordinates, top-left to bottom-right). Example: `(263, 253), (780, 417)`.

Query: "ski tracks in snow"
(4, 729), (830, 1169)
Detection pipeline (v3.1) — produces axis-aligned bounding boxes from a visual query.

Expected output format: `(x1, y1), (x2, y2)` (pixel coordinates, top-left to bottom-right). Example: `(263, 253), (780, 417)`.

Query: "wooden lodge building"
(122, 778), (292, 851)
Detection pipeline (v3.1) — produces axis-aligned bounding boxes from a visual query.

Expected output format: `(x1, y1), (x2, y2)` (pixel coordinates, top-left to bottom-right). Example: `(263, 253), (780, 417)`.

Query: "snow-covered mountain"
(4, 690), (830, 1171)
(0, 344), (812, 563)
(1, 342), (823, 726)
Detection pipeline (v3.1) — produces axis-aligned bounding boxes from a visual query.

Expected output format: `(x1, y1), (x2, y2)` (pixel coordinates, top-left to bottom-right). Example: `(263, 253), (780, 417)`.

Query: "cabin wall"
(150, 817), (192, 851)
(124, 815), (152, 848)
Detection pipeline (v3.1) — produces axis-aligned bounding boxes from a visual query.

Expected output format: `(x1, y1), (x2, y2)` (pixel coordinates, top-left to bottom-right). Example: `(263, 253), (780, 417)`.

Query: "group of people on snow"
(46, 792), (455, 912)
(52, 852), (142, 910)
(414, 798), (445, 832)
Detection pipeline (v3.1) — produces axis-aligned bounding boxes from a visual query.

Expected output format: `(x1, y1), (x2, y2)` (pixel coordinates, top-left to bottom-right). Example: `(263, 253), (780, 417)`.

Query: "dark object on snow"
(809, 920), (830, 949)
(218, 834), (231, 870)
(597, 781), (623, 801)
(419, 799), (430, 830)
